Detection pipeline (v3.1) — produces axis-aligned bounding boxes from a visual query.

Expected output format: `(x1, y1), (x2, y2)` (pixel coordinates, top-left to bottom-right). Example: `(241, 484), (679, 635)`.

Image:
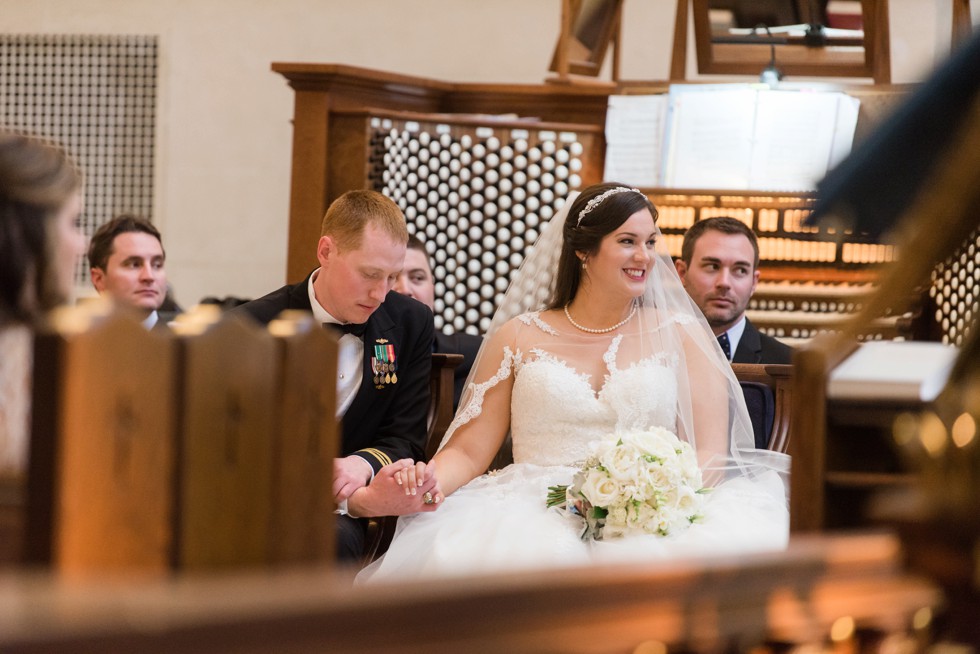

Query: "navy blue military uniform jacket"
(230, 273), (434, 473)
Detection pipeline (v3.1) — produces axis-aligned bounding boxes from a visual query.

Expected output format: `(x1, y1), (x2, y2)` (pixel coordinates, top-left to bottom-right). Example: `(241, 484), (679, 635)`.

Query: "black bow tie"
(324, 321), (367, 338)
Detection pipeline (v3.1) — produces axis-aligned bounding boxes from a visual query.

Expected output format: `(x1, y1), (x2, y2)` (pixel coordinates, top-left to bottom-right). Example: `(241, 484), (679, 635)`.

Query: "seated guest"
(229, 190), (433, 563)
(675, 217), (792, 364)
(88, 215), (176, 329)
(394, 235), (482, 411)
(0, 130), (86, 473)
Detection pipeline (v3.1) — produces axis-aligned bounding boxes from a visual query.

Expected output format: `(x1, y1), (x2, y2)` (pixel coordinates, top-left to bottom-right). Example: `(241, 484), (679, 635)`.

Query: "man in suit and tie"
(231, 190), (434, 561)
(88, 215), (178, 329)
(394, 235), (482, 412)
(675, 216), (792, 365)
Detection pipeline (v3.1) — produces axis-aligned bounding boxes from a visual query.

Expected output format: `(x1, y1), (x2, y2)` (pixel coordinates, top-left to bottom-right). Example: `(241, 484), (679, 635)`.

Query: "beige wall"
(1, 0), (974, 305)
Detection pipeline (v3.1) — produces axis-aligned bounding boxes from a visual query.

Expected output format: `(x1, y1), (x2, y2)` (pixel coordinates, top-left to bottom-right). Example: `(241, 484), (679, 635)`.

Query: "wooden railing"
(0, 531), (940, 653)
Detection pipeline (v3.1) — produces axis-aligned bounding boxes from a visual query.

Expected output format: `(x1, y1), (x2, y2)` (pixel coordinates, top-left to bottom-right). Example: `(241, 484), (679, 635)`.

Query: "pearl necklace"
(563, 302), (637, 334)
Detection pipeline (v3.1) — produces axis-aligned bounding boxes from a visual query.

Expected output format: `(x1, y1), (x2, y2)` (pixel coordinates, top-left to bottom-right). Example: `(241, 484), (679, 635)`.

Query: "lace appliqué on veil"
(438, 346), (520, 451)
(517, 311), (559, 336)
(668, 311), (697, 325)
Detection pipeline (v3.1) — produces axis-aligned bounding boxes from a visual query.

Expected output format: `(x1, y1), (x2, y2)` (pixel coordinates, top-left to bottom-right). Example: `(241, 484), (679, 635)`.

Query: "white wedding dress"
(358, 312), (789, 582)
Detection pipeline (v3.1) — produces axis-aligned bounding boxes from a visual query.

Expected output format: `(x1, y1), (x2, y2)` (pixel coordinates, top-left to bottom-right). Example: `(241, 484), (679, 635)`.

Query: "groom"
(231, 190), (434, 561)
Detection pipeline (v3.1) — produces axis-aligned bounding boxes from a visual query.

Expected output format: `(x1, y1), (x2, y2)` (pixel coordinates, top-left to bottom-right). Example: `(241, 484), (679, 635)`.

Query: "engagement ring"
(423, 491), (434, 505)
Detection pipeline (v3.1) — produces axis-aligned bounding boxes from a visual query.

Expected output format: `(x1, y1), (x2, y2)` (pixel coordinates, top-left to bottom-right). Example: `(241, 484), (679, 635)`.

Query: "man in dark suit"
(88, 215), (179, 329)
(231, 190), (435, 561)
(394, 235), (482, 411)
(675, 216), (792, 365)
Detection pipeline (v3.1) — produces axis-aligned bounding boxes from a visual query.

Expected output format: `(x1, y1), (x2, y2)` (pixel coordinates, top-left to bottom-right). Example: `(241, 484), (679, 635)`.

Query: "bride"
(354, 183), (790, 580)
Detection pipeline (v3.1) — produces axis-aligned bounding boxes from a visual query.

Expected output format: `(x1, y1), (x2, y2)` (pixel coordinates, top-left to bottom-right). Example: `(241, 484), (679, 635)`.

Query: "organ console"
(361, 108), (602, 334)
(272, 63), (931, 348)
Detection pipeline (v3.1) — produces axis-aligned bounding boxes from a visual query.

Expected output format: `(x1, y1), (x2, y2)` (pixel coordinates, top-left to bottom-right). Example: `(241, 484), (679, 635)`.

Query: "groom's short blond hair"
(320, 190), (408, 251)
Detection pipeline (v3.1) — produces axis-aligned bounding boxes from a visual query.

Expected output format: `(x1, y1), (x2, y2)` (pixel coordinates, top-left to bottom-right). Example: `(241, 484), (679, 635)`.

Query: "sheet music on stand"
(602, 84), (860, 192)
(662, 84), (860, 191)
(602, 94), (668, 187)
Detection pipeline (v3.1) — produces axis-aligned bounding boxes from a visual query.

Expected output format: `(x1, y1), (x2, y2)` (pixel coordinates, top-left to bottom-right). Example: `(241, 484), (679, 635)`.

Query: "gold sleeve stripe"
(358, 448), (392, 468)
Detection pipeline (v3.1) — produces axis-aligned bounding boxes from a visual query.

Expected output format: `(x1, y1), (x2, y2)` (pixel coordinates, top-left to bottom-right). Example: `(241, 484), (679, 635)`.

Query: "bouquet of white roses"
(547, 427), (709, 540)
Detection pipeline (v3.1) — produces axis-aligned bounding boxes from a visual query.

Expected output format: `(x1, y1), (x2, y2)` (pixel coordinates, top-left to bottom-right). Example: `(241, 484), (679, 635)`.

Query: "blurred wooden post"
(952, 0), (973, 46)
(25, 310), (176, 575)
(670, 0), (690, 80)
(173, 314), (278, 570)
(267, 312), (338, 565)
(555, 0), (573, 81)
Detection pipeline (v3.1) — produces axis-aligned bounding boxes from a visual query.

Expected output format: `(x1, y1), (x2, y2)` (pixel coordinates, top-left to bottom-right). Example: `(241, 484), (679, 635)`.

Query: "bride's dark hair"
(547, 182), (658, 310)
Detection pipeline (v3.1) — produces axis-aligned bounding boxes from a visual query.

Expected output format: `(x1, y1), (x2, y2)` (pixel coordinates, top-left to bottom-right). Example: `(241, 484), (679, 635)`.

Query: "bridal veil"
(439, 186), (790, 493)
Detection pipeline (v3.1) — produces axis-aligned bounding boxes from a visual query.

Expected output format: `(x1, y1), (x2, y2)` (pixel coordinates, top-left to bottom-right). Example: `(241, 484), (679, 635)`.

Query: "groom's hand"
(333, 455), (374, 502)
(348, 459), (441, 518)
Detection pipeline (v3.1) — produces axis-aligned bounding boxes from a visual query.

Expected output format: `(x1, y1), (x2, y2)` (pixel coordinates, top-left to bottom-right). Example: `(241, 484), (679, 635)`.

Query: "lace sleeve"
(436, 345), (517, 452)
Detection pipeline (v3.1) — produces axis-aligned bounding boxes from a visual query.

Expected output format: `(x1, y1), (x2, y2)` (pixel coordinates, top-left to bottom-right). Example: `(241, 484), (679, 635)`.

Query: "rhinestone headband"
(576, 187), (643, 227)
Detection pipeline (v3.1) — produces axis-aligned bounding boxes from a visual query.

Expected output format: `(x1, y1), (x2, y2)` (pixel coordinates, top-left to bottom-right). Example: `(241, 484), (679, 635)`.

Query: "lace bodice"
(510, 338), (677, 466)
(440, 310), (687, 466)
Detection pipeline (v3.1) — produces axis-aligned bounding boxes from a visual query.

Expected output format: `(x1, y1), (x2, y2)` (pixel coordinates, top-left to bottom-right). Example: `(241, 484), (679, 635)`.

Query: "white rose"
(606, 505), (629, 529)
(580, 469), (620, 508)
(590, 438), (616, 461)
(631, 428), (680, 460)
(601, 442), (642, 484)
(677, 443), (702, 484)
(675, 484), (698, 513)
(647, 466), (673, 494)
(634, 501), (658, 527)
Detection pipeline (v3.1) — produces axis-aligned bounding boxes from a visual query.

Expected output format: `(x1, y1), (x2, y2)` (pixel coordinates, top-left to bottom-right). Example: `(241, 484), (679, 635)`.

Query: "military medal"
(371, 339), (398, 389)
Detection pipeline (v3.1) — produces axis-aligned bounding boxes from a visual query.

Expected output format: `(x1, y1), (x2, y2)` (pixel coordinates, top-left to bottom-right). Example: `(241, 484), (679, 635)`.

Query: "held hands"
(333, 455), (375, 502)
(393, 460), (444, 507)
(347, 459), (443, 518)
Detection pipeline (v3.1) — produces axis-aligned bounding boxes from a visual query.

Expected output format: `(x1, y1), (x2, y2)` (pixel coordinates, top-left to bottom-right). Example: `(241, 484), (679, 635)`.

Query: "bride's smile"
(583, 207), (657, 301)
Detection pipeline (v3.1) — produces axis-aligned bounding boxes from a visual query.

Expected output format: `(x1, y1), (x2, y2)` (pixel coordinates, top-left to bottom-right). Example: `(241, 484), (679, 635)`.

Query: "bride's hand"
(393, 460), (437, 495)
(395, 460), (444, 507)
(347, 459), (441, 517)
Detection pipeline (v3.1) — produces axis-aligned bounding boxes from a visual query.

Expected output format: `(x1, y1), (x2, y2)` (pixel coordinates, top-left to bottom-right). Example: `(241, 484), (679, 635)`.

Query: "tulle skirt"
(357, 463), (789, 583)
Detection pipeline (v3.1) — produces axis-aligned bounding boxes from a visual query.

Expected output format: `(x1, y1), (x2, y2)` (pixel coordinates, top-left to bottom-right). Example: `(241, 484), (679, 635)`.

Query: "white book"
(828, 340), (959, 402)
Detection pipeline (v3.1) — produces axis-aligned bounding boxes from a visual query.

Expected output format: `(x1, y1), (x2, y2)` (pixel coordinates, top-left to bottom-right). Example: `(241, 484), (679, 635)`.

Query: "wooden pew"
(732, 363), (793, 453)
(267, 312), (339, 565)
(174, 313), (279, 570)
(25, 310), (177, 574)
(20, 307), (339, 574)
(425, 352), (464, 461)
(0, 475), (22, 566)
